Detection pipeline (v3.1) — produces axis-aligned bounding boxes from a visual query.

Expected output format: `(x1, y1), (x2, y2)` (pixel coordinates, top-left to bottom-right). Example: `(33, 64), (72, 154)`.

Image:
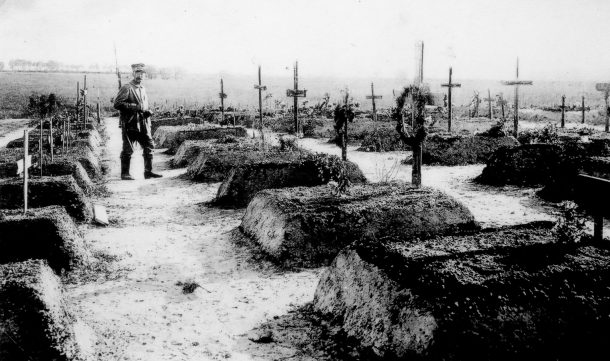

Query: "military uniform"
(113, 63), (161, 179)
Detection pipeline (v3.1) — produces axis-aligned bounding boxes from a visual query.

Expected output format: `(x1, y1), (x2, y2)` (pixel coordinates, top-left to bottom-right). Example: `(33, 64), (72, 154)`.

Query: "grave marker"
(366, 82), (382, 122)
(286, 61), (307, 136)
(595, 82), (610, 132)
(219, 78), (227, 125)
(502, 58), (533, 137)
(576, 174), (610, 241)
(483, 89), (494, 120)
(560, 95), (566, 128)
(582, 96), (586, 124)
(441, 67), (461, 132)
(22, 130), (30, 214)
(253, 65), (267, 146)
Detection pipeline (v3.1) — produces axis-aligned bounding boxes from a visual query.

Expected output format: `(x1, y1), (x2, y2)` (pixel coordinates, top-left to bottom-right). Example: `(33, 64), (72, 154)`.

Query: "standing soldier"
(114, 63), (162, 180)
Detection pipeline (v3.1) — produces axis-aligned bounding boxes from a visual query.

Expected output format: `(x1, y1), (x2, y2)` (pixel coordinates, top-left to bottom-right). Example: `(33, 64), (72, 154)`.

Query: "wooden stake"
(83, 75), (88, 127)
(582, 96), (586, 124)
(219, 78), (227, 125)
(560, 95), (566, 128)
(23, 130), (29, 214)
(441, 67), (461, 132)
(483, 89), (494, 120)
(49, 116), (54, 162)
(39, 118), (43, 177)
(254, 66), (267, 148)
(502, 58), (533, 137)
(366, 82), (383, 122)
(286, 61), (307, 136)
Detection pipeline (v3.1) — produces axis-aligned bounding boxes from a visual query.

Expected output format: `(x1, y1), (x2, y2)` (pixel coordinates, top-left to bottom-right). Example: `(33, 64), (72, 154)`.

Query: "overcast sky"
(0, 0), (609, 81)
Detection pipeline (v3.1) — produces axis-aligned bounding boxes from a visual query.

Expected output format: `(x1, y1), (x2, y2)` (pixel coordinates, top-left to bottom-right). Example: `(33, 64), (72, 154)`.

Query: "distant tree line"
(1, 59), (185, 79)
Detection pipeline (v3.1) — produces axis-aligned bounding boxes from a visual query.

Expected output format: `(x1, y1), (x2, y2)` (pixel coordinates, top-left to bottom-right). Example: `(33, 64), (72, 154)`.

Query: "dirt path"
(66, 118), (322, 361)
(0, 118), (31, 147)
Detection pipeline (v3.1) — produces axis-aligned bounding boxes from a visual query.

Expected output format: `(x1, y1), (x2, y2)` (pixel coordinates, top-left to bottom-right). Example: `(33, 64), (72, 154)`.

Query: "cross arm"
(502, 80), (533, 86)
(366, 95), (383, 99)
(441, 83), (461, 88)
(254, 85), (267, 90)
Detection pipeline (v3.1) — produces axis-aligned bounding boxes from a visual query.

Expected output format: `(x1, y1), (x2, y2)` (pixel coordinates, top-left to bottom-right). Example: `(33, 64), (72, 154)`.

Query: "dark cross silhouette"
(502, 58), (533, 137)
(219, 78), (227, 125)
(582, 96), (586, 124)
(483, 89), (494, 120)
(559, 95), (567, 128)
(496, 93), (508, 120)
(286, 61), (307, 136)
(366, 82), (382, 121)
(441, 67), (461, 132)
(595, 83), (610, 132)
(253, 66), (267, 146)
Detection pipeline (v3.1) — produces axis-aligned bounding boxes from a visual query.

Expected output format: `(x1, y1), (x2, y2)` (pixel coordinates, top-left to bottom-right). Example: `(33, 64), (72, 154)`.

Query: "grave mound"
(0, 260), (93, 361)
(216, 153), (367, 208)
(0, 175), (93, 222)
(419, 134), (519, 165)
(150, 116), (204, 134)
(314, 222), (610, 360)
(173, 137), (256, 169)
(185, 142), (273, 181)
(153, 125), (248, 154)
(0, 206), (90, 272)
(240, 183), (479, 266)
(29, 161), (95, 195)
(475, 143), (564, 186)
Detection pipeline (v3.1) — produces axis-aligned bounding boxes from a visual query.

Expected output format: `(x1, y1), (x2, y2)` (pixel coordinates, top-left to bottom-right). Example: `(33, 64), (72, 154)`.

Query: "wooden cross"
(219, 78), (227, 125)
(595, 83), (610, 132)
(441, 67), (461, 132)
(366, 82), (382, 122)
(582, 96), (586, 124)
(253, 65), (267, 145)
(501, 58), (533, 137)
(286, 61), (307, 136)
(114, 43), (122, 90)
(482, 89), (494, 120)
(82, 75), (88, 127)
(496, 93), (508, 120)
(559, 95), (567, 128)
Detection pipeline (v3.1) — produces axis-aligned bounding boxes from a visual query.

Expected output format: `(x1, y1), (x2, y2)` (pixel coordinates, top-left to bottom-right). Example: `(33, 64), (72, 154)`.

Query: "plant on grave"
(307, 153), (352, 196)
(334, 91), (356, 161)
(279, 135), (298, 151)
(517, 123), (560, 144)
(552, 201), (586, 244)
(393, 85), (434, 187)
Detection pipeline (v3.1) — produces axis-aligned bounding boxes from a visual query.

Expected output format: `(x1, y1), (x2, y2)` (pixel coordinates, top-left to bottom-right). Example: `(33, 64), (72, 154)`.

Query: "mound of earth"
(0, 175), (93, 222)
(0, 259), (93, 361)
(475, 144), (564, 186)
(215, 153), (367, 208)
(240, 183), (479, 267)
(29, 161), (95, 195)
(185, 142), (274, 181)
(173, 137), (256, 169)
(150, 116), (205, 134)
(0, 206), (90, 272)
(153, 125), (248, 154)
(314, 222), (610, 360)
(420, 134), (519, 165)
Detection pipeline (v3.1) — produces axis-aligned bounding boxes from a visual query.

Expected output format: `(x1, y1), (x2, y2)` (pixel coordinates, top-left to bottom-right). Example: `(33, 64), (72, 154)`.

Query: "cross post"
(501, 58), (533, 137)
(441, 67), (461, 132)
(286, 61), (307, 136)
(483, 89), (494, 120)
(560, 95), (567, 128)
(595, 83), (610, 132)
(219, 78), (227, 125)
(253, 65), (267, 146)
(582, 96), (586, 124)
(365, 82), (382, 122)
(23, 130), (29, 214)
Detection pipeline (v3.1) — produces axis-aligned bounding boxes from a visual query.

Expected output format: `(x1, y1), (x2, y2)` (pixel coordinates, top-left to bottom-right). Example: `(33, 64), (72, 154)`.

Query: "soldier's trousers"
(120, 129), (154, 160)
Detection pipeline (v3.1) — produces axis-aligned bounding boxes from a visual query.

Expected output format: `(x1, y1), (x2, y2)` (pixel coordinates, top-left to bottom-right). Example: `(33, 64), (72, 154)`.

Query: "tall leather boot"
(144, 155), (162, 179)
(121, 157), (134, 180)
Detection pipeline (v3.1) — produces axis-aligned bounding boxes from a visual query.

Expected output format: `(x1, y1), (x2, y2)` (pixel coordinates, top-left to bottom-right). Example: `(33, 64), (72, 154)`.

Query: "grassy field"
(1, 72), (608, 120)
